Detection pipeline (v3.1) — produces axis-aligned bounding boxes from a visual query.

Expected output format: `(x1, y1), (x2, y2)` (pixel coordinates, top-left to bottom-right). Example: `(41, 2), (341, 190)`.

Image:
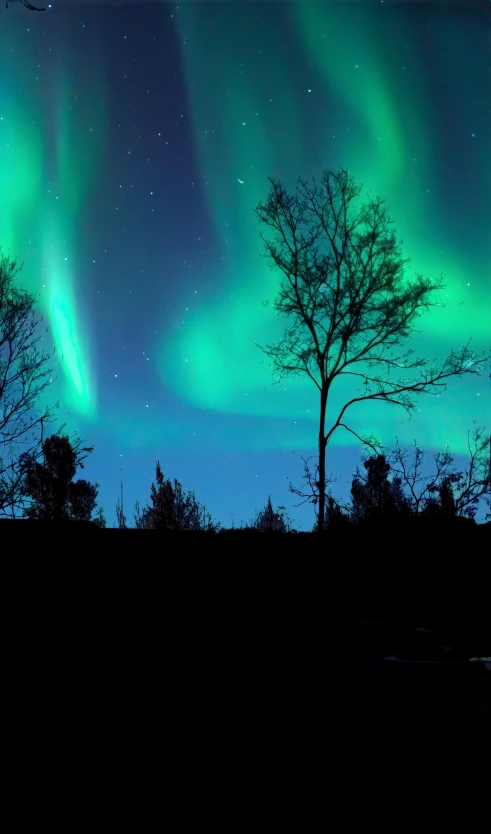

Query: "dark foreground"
(4, 519), (490, 719)
(318, 620), (490, 714)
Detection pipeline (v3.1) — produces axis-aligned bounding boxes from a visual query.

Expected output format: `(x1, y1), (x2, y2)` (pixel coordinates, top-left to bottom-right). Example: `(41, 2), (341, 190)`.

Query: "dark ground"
(317, 619), (490, 714)
(4, 520), (490, 721)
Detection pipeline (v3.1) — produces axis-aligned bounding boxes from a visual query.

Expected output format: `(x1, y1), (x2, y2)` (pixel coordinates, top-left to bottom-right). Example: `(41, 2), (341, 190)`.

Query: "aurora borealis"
(1, 1), (489, 528)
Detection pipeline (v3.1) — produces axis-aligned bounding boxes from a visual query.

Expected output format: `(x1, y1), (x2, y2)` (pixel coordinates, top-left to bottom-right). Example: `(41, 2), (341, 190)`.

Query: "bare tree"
(286, 451), (341, 528)
(0, 249), (62, 517)
(388, 423), (490, 521)
(254, 167), (489, 532)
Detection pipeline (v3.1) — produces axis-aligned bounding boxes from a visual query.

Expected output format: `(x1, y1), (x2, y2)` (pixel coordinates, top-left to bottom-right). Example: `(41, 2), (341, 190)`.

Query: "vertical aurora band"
(0, 17), (107, 422)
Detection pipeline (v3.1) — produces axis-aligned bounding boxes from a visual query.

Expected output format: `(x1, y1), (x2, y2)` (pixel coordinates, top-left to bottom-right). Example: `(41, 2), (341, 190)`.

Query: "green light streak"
(0, 26), (107, 423)
(155, 4), (489, 455)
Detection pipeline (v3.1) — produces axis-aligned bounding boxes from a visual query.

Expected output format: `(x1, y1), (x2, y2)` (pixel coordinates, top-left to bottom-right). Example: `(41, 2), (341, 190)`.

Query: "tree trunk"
(318, 386), (328, 534)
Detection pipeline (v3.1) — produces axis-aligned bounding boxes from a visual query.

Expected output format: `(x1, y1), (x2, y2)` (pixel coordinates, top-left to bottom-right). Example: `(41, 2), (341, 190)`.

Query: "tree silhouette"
(249, 495), (291, 532)
(350, 453), (412, 525)
(0, 249), (67, 517)
(254, 167), (488, 532)
(421, 475), (458, 520)
(134, 461), (220, 531)
(93, 506), (107, 529)
(115, 480), (127, 529)
(387, 424), (490, 520)
(311, 494), (353, 533)
(287, 452), (340, 532)
(132, 499), (148, 530)
(19, 434), (99, 522)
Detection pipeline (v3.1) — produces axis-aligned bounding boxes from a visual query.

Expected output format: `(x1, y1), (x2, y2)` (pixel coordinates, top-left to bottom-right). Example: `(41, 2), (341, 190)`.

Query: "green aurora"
(157, 3), (490, 453)
(1, 3), (489, 467)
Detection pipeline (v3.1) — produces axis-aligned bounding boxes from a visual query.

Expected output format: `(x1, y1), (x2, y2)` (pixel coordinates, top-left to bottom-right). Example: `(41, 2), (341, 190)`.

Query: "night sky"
(1, 1), (490, 528)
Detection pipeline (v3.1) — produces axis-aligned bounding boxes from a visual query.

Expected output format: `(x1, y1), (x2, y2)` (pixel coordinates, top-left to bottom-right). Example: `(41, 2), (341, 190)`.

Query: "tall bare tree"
(254, 168), (488, 532)
(0, 249), (62, 516)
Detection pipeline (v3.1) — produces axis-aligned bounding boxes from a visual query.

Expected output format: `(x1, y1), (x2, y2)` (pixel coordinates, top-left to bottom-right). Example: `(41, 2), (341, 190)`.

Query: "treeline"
(1, 425), (489, 532)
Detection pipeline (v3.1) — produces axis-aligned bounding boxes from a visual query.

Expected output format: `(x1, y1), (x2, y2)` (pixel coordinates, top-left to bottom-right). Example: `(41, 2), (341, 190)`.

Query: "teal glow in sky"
(0, 2), (489, 527)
